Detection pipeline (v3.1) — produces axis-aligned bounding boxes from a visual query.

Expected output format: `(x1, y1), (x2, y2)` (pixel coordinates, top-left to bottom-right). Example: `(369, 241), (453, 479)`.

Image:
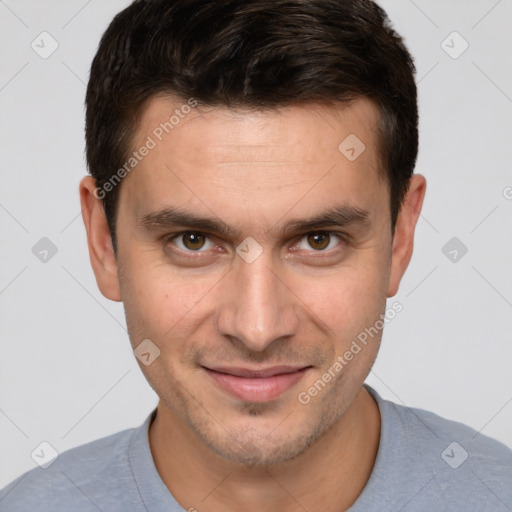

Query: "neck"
(148, 386), (380, 512)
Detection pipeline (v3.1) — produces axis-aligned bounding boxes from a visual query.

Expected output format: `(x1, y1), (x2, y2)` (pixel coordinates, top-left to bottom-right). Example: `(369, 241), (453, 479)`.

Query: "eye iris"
(308, 232), (330, 250)
(183, 232), (205, 250)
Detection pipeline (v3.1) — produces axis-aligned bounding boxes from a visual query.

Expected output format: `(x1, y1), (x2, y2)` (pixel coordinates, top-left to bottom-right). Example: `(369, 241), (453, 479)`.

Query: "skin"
(80, 96), (426, 511)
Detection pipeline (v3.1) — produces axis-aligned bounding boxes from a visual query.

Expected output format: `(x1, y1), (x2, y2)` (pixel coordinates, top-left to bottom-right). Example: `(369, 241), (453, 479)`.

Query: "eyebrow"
(137, 204), (370, 237)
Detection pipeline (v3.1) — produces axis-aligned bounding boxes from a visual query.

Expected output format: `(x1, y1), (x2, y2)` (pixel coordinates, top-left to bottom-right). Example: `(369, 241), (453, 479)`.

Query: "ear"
(387, 174), (427, 297)
(79, 176), (122, 301)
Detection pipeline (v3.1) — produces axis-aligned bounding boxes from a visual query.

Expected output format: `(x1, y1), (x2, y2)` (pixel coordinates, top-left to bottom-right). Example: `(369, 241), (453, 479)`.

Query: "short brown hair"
(85, 0), (418, 254)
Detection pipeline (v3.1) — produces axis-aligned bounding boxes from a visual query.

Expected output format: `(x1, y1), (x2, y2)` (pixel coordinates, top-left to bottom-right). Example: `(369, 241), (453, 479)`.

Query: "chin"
(192, 413), (332, 467)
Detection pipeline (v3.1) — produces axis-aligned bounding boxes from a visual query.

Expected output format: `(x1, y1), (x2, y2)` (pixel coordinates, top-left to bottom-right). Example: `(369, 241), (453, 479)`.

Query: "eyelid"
(290, 231), (347, 253)
(165, 231), (218, 254)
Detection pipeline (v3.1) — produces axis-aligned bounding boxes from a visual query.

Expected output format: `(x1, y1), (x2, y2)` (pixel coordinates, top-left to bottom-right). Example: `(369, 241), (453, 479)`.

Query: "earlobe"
(79, 176), (122, 302)
(387, 174), (427, 297)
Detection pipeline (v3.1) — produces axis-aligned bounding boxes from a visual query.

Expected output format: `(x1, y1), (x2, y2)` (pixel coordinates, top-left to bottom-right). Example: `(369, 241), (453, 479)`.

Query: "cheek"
(297, 260), (389, 336)
(119, 258), (220, 347)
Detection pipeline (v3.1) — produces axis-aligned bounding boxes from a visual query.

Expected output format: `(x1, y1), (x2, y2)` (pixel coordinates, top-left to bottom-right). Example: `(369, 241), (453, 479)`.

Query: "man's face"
(112, 97), (396, 464)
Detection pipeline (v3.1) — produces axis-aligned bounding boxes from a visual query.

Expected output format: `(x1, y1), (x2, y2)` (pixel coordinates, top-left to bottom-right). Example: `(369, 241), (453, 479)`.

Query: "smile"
(202, 365), (311, 402)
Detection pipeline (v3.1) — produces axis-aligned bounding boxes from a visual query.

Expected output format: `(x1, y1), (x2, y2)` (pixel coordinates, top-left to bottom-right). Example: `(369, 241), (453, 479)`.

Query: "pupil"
(184, 232), (204, 250)
(309, 233), (329, 250)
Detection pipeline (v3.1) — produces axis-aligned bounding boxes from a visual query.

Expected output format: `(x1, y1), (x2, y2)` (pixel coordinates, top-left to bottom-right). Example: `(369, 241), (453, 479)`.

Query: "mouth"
(202, 365), (312, 402)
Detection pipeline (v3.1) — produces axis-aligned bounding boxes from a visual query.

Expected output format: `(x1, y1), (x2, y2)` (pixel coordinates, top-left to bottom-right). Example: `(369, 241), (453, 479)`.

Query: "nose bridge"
(217, 248), (298, 352)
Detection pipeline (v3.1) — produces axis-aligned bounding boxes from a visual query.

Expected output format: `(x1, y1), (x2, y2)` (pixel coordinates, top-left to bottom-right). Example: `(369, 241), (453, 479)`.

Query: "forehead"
(120, 95), (388, 235)
(134, 95), (383, 165)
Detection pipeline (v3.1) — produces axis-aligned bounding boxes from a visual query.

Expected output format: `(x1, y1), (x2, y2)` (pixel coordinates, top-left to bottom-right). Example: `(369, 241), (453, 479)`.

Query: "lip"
(203, 365), (311, 402)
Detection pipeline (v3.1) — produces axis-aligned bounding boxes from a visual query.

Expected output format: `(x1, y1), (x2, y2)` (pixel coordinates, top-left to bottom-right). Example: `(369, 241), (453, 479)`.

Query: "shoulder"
(370, 387), (512, 510)
(0, 424), (143, 512)
(392, 398), (512, 467)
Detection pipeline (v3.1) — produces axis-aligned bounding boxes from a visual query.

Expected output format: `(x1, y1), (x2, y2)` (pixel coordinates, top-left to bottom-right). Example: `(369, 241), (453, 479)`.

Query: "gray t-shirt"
(1, 384), (511, 511)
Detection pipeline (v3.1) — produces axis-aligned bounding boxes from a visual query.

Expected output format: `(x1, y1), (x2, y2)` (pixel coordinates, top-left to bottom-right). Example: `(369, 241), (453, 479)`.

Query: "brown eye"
(307, 232), (331, 250)
(181, 231), (207, 250)
(165, 231), (218, 259)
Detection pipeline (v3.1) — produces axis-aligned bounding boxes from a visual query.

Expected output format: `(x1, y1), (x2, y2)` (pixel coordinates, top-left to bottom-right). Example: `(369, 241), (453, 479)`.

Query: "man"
(1, 0), (511, 510)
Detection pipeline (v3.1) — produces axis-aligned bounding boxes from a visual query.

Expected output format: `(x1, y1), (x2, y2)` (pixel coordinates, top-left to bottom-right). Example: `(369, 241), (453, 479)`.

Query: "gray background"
(1, 0), (511, 488)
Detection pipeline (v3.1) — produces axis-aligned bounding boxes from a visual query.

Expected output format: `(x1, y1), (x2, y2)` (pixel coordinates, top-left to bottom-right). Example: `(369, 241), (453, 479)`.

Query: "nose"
(216, 249), (300, 353)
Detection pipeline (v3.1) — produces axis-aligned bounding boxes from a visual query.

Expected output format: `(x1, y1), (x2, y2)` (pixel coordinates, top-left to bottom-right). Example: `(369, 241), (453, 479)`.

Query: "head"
(80, 0), (425, 465)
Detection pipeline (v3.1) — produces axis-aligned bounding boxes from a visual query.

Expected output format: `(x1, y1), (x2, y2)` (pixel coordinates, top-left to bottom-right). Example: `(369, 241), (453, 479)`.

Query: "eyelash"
(163, 230), (349, 258)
